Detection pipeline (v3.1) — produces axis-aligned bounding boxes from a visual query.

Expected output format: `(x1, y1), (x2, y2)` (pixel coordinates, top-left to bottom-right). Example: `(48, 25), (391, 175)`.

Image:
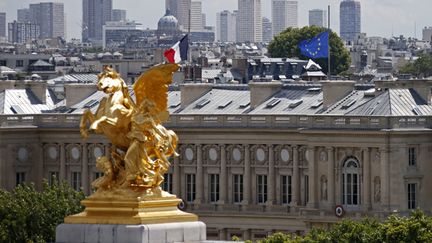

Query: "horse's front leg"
(80, 109), (95, 139)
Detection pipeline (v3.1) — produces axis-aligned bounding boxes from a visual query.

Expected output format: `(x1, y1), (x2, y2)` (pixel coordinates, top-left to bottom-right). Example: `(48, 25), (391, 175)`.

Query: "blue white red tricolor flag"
(164, 35), (189, 63)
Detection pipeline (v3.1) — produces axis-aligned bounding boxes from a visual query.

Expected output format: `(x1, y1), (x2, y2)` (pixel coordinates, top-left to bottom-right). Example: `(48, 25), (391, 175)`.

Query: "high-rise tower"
(272, 0), (297, 37)
(340, 0), (361, 42)
(82, 0), (112, 43)
(237, 0), (262, 43)
(29, 2), (64, 38)
(309, 9), (327, 28)
(166, 0), (191, 31)
(216, 10), (237, 42)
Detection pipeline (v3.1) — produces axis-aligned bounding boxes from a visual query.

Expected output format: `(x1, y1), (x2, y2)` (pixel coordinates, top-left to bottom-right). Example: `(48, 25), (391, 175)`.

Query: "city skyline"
(2, 0), (431, 41)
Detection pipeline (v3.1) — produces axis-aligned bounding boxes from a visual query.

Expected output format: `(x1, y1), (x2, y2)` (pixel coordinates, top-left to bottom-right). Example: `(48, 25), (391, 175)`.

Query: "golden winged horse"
(80, 64), (179, 193)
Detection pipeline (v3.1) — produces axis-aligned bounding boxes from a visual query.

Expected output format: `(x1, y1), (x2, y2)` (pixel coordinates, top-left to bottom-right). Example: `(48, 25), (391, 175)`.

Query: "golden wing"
(133, 63), (179, 119)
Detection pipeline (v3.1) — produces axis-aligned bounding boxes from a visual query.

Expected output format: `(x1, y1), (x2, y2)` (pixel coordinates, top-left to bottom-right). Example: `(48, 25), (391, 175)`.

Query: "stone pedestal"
(56, 221), (206, 243)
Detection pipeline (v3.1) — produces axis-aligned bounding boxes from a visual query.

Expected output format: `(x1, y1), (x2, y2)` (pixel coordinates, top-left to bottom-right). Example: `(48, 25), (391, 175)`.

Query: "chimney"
(65, 83), (97, 107)
(249, 80), (283, 109)
(13, 80), (48, 104)
(375, 79), (432, 105)
(321, 80), (356, 109)
(180, 83), (213, 109)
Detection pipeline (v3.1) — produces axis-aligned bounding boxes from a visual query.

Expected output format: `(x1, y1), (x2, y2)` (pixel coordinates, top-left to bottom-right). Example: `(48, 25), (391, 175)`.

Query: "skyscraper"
(17, 9), (31, 23)
(237, 0), (262, 43)
(309, 9), (327, 28)
(216, 10), (237, 42)
(29, 2), (64, 39)
(262, 17), (272, 43)
(82, 0), (112, 43)
(272, 0), (298, 37)
(165, 0), (191, 31)
(190, 1), (203, 32)
(8, 21), (40, 44)
(340, 0), (361, 42)
(112, 9), (127, 22)
(0, 13), (5, 40)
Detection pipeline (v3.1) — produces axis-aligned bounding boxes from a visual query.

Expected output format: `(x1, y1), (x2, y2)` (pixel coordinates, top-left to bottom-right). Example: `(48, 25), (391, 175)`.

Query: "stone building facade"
(0, 79), (431, 241)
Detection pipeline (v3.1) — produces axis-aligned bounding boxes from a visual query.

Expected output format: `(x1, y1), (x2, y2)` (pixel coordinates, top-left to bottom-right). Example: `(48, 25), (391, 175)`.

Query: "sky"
(2, 0), (431, 41)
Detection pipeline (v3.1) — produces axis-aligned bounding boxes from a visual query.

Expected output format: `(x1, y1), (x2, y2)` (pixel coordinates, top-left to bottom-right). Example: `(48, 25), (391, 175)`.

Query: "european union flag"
(298, 31), (329, 59)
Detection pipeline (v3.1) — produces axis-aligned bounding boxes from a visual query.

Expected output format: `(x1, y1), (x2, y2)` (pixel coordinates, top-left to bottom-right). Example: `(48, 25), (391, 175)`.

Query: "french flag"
(164, 35), (189, 63)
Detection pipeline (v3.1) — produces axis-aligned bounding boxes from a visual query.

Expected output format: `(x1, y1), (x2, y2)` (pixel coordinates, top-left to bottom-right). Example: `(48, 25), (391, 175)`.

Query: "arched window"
(342, 157), (361, 207)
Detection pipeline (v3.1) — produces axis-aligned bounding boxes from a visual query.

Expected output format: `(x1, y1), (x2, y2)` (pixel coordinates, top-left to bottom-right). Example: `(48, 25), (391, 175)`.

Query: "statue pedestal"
(56, 221), (206, 243)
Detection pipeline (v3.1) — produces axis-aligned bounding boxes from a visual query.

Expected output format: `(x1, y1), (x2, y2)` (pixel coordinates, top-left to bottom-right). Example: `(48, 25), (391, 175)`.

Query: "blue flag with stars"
(298, 31), (329, 59)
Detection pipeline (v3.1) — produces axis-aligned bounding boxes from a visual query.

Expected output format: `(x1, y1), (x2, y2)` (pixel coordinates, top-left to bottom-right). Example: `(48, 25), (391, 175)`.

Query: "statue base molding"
(64, 191), (198, 225)
(56, 221), (206, 243)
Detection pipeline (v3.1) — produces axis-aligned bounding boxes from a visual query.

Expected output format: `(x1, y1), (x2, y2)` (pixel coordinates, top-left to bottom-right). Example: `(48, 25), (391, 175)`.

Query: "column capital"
(325, 146), (334, 152)
(292, 145), (299, 151)
(306, 146), (316, 151)
(362, 147), (371, 153)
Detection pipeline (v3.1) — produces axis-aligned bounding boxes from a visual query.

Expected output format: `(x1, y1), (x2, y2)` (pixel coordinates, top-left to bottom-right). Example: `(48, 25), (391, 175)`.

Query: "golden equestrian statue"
(65, 64), (197, 224)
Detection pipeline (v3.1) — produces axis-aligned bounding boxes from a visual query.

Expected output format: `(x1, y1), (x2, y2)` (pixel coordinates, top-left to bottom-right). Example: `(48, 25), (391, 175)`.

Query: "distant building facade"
(29, 2), (65, 39)
(216, 10), (237, 42)
(309, 9), (327, 28)
(8, 21), (40, 44)
(0, 13), (5, 40)
(340, 0), (361, 42)
(17, 8), (31, 23)
(422, 27), (432, 42)
(111, 9), (127, 22)
(1, 79), (432, 242)
(166, 0), (191, 31)
(82, 0), (112, 44)
(190, 1), (203, 32)
(237, 0), (262, 43)
(272, 0), (298, 37)
(262, 17), (272, 43)
(102, 21), (145, 49)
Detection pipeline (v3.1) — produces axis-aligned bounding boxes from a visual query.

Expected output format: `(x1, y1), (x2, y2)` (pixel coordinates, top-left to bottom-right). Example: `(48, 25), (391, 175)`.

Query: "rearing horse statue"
(80, 66), (133, 151)
(79, 64), (180, 195)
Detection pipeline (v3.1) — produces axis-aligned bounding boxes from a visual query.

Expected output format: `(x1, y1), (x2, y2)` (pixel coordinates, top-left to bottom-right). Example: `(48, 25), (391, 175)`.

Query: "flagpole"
(327, 5), (331, 79)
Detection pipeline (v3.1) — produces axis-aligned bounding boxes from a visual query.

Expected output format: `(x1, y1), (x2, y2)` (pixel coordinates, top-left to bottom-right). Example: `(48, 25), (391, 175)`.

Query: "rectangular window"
(257, 175), (267, 204)
(162, 173), (173, 193)
(48, 171), (59, 186)
(233, 174), (243, 203)
(16, 172), (26, 186)
(16, 60), (24, 67)
(186, 174), (196, 202)
(209, 174), (219, 203)
(71, 172), (81, 191)
(281, 175), (292, 205)
(94, 172), (104, 180)
(408, 147), (417, 166)
(408, 183), (417, 209)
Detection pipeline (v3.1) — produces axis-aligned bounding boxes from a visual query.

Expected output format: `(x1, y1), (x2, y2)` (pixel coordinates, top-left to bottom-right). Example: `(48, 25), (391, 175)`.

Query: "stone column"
(0, 145), (7, 188)
(195, 145), (203, 204)
(363, 148), (371, 210)
(380, 148), (389, 210)
(60, 143), (66, 181)
(327, 147), (335, 207)
(104, 143), (111, 158)
(307, 146), (316, 208)
(218, 228), (227, 241)
(219, 145), (227, 203)
(81, 143), (89, 195)
(268, 145), (275, 205)
(173, 156), (180, 196)
(243, 145), (251, 205)
(292, 146), (299, 206)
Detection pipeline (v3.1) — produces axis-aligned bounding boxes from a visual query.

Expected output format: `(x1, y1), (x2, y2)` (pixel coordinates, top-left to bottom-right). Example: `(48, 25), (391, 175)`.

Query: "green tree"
(267, 26), (351, 75)
(0, 181), (84, 243)
(399, 53), (432, 78)
(259, 210), (432, 243)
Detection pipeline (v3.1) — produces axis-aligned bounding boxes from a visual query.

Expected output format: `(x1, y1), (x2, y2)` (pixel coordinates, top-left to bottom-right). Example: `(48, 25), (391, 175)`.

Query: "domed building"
(157, 10), (183, 45)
